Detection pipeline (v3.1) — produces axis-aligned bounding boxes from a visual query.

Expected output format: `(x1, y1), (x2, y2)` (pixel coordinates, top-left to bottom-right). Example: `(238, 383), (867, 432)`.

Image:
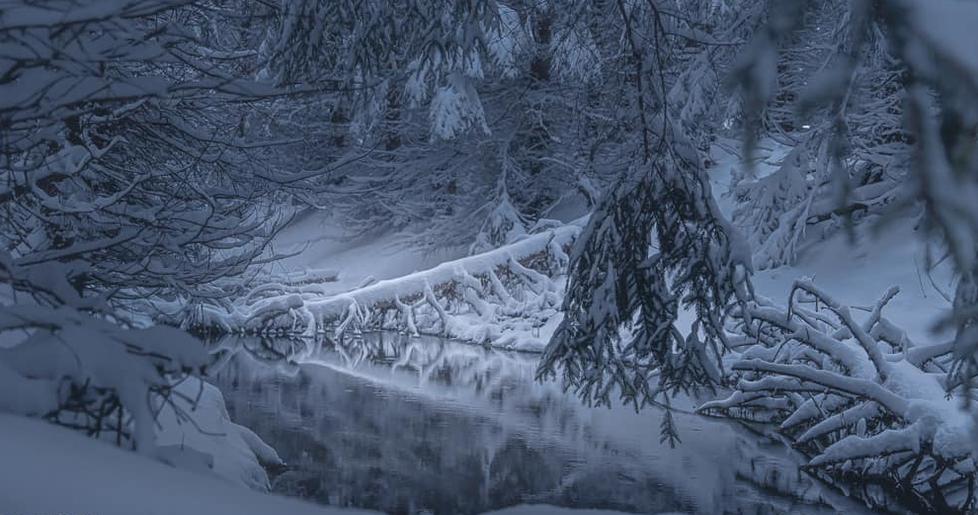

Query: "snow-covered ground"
(707, 139), (955, 345)
(483, 507), (684, 515)
(264, 210), (466, 296)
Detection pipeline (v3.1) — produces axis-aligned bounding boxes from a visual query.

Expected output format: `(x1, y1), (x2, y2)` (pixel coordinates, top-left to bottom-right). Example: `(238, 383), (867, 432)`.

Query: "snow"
(708, 139), (956, 346)
(155, 378), (285, 491)
(207, 222), (580, 352)
(0, 413), (380, 515)
(7, 0), (978, 513)
(288, 223), (577, 350)
(0, 305), (212, 454)
(267, 211), (464, 296)
(887, 360), (976, 460)
(808, 426), (921, 467)
(1, 128), (957, 515)
(698, 251), (976, 508)
(429, 73), (491, 141)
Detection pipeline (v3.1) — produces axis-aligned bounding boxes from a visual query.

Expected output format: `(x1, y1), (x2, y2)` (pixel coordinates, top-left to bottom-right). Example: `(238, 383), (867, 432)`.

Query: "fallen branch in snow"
(191, 225), (580, 352)
(699, 280), (976, 514)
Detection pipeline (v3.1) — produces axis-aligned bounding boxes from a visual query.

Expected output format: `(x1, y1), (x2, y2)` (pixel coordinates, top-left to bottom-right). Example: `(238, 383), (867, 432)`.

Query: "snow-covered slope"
(265, 210), (466, 296)
(708, 140), (955, 344)
(483, 506), (685, 515)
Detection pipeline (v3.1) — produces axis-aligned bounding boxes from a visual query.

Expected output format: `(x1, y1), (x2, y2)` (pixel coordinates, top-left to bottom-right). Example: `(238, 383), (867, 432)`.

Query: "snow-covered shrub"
(469, 156), (530, 255)
(429, 74), (491, 142)
(469, 191), (529, 255)
(700, 281), (976, 513)
(0, 301), (208, 456)
(486, 4), (526, 80)
(731, 144), (815, 270)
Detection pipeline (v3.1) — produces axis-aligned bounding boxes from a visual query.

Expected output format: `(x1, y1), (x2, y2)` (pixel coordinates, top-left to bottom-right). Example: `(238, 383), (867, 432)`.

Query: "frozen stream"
(209, 332), (883, 515)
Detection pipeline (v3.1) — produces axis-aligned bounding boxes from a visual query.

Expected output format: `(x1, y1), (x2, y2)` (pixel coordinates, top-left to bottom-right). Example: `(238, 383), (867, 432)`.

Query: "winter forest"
(3, 0), (978, 514)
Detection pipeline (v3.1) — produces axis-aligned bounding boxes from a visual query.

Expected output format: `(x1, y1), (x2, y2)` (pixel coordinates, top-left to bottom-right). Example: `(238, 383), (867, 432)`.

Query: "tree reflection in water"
(208, 332), (877, 515)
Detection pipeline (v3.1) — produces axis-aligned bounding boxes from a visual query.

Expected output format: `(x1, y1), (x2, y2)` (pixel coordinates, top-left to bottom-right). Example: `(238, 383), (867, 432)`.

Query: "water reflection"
(209, 333), (877, 515)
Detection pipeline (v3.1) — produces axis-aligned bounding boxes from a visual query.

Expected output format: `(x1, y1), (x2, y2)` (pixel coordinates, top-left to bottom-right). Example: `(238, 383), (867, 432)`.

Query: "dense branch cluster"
(701, 281), (974, 513)
(0, 0), (297, 459)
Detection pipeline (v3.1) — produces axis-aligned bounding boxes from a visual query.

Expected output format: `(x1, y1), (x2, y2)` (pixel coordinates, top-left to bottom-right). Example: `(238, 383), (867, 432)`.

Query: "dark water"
(209, 332), (878, 515)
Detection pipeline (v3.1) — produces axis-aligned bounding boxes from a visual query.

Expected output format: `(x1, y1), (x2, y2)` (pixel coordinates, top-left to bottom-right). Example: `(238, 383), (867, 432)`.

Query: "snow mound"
(155, 378), (284, 491)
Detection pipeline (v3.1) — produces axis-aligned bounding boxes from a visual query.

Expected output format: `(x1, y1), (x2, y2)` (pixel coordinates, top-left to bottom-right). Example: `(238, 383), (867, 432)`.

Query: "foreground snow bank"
(155, 378), (284, 490)
(0, 304), (284, 491)
(0, 413), (379, 515)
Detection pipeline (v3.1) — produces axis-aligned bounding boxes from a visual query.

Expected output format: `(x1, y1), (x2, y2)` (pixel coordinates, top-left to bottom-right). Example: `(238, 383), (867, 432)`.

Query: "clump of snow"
(486, 4), (524, 79)
(429, 73), (490, 141)
(155, 378), (284, 491)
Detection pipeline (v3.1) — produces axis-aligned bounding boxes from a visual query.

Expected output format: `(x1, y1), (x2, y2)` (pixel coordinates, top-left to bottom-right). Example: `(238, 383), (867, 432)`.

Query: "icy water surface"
(210, 332), (880, 515)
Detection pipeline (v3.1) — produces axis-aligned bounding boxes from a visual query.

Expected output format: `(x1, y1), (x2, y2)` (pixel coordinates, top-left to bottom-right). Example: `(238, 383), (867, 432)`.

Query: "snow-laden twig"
(699, 281), (975, 514)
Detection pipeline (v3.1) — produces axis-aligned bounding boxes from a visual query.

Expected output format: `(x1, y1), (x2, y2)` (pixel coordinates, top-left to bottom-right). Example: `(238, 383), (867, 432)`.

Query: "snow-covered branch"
(700, 282), (975, 513)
